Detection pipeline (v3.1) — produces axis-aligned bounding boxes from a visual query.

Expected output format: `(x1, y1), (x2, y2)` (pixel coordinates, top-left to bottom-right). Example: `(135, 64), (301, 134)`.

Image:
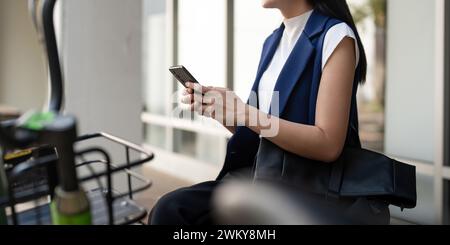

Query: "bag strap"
(327, 154), (345, 199)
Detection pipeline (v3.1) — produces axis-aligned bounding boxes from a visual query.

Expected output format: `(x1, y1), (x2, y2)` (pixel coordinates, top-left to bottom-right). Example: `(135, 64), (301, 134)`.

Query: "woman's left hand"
(183, 82), (248, 127)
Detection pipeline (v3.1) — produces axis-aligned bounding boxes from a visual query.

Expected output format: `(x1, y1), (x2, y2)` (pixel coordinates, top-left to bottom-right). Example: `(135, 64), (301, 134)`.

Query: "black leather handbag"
(253, 138), (417, 209)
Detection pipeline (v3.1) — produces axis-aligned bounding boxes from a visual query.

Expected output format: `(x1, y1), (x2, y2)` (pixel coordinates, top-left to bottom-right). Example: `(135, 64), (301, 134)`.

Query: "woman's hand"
(181, 82), (248, 128)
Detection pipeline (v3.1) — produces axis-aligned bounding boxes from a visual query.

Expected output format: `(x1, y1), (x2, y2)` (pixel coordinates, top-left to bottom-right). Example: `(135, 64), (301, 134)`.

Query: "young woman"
(150, 0), (390, 225)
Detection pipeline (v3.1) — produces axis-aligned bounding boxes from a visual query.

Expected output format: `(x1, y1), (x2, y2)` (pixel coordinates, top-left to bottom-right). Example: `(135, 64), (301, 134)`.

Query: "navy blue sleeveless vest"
(217, 10), (361, 180)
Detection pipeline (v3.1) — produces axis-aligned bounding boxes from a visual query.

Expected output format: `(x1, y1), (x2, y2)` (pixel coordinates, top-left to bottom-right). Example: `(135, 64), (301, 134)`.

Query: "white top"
(258, 10), (360, 113)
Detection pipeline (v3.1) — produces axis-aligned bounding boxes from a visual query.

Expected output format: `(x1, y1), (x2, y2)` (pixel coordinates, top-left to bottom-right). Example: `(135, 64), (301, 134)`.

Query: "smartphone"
(169, 65), (200, 88)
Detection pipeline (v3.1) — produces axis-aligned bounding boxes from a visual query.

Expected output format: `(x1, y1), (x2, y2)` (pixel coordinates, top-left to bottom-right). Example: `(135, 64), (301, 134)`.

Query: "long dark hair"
(308, 0), (367, 83)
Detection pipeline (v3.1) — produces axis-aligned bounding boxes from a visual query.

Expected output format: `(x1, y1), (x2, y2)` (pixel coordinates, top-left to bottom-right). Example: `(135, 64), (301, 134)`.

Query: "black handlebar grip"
(43, 115), (79, 192)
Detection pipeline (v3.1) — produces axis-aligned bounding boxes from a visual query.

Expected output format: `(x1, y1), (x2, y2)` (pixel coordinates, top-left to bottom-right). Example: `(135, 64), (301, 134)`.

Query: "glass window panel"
(173, 129), (225, 165)
(196, 133), (226, 165)
(143, 0), (168, 115)
(173, 129), (197, 158)
(144, 124), (166, 149)
(178, 0), (227, 90)
(346, 0), (386, 153)
(234, 1), (280, 101)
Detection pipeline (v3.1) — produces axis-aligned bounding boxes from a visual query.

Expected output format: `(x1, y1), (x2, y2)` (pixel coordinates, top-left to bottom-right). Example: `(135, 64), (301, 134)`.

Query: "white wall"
(385, 0), (437, 163)
(234, 1), (280, 101)
(60, 0), (144, 190)
(1, 0), (143, 145)
(0, 0), (48, 111)
(61, 0), (143, 143)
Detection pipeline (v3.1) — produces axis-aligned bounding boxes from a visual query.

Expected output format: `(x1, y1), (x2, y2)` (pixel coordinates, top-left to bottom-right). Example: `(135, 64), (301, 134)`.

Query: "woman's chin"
(261, 0), (277, 9)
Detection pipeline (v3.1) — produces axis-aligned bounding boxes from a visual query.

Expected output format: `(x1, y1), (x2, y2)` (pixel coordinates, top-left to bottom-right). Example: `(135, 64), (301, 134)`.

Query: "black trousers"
(149, 181), (391, 225)
(149, 181), (220, 225)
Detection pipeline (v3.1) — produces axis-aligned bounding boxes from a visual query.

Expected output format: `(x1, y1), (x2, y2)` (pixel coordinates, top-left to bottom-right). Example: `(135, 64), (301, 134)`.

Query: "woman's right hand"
(180, 82), (237, 134)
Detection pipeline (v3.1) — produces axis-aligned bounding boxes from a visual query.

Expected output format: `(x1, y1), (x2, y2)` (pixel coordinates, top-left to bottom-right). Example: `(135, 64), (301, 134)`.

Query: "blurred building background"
(0, 0), (449, 225)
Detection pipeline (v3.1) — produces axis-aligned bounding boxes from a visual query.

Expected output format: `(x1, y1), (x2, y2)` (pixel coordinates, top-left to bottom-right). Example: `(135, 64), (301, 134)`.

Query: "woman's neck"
(279, 1), (314, 20)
